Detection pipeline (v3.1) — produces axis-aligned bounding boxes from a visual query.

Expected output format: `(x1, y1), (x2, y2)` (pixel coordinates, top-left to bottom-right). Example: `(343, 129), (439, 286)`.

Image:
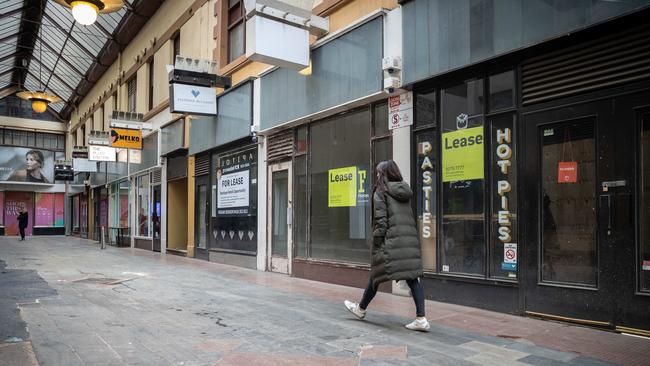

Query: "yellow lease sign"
(328, 166), (357, 207)
(110, 127), (142, 149)
(442, 126), (484, 182)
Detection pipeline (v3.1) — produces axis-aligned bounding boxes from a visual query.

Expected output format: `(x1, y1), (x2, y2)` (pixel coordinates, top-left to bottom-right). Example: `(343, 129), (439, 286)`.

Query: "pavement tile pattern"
(0, 236), (647, 365)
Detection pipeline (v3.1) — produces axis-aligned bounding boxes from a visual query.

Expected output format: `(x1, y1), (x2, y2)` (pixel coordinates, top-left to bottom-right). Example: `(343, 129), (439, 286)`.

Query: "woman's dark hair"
(374, 160), (403, 195)
(26, 150), (45, 167)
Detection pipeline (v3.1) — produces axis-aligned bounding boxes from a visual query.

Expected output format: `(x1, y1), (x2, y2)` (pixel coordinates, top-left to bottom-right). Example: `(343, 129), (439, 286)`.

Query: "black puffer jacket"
(370, 181), (423, 288)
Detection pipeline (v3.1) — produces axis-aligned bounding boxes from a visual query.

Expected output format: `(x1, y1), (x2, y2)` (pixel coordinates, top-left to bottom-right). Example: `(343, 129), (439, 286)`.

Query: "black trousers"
(19, 227), (25, 240)
(359, 278), (426, 317)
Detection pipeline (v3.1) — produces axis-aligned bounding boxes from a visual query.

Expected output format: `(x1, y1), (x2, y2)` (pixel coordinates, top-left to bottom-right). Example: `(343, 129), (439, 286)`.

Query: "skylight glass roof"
(0, 0), (136, 117)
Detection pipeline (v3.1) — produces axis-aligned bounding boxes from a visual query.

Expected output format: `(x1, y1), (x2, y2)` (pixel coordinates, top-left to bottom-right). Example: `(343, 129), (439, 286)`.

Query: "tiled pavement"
(0, 236), (648, 366)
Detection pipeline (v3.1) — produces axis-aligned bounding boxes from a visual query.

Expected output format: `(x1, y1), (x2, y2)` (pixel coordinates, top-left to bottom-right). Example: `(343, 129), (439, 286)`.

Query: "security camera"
(382, 56), (402, 74)
(385, 87), (396, 95)
(252, 132), (258, 144)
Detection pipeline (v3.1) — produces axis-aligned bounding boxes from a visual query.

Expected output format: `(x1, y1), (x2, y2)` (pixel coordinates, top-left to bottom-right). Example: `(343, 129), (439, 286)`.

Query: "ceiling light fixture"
(54, 0), (124, 26)
(16, 2), (62, 113)
(17, 91), (62, 113)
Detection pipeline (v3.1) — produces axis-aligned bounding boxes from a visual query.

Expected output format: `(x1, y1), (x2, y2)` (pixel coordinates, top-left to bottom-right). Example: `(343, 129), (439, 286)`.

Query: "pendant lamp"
(53, 0), (124, 26)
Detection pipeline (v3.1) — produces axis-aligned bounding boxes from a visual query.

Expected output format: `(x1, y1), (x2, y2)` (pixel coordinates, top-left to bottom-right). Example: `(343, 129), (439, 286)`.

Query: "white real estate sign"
(217, 170), (250, 209)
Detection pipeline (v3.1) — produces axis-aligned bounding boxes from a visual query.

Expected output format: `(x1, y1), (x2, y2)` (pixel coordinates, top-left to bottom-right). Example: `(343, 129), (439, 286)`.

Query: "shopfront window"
(489, 71), (515, 112)
(639, 113), (650, 291)
(34, 193), (65, 227)
(73, 195), (80, 231)
(540, 120), (597, 286)
(440, 79), (485, 275)
(295, 127), (308, 258)
(211, 147), (257, 253)
(137, 174), (150, 237)
(310, 108), (372, 263)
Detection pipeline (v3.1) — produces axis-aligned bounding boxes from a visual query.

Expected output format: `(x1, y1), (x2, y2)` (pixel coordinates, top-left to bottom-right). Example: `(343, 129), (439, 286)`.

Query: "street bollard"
(100, 226), (106, 250)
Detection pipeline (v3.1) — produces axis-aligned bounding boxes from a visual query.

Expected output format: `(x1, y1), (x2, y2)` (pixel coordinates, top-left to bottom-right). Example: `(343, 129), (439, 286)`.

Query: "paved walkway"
(0, 236), (648, 366)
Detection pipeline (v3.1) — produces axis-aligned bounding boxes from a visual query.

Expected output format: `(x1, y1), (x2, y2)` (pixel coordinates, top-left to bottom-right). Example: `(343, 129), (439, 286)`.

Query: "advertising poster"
(441, 126), (484, 182)
(216, 149), (256, 217)
(54, 193), (64, 227)
(5, 191), (33, 236)
(0, 191), (4, 226)
(0, 147), (55, 183)
(35, 193), (54, 226)
(328, 166), (358, 207)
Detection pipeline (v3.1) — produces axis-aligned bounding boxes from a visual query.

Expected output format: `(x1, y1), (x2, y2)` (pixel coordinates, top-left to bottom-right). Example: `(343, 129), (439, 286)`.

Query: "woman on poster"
(7, 150), (49, 183)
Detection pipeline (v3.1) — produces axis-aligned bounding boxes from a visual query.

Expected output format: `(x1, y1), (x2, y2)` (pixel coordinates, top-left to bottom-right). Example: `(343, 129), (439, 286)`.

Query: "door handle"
(599, 194), (612, 236)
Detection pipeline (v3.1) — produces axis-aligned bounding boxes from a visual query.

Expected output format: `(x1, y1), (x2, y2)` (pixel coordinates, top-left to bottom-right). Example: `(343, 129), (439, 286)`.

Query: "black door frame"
(521, 82), (650, 332)
(194, 175), (210, 261)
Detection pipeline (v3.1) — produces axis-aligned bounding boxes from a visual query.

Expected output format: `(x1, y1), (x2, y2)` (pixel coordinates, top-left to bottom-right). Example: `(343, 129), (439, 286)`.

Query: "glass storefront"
(136, 174), (150, 237)
(413, 70), (518, 279)
(210, 146), (258, 254)
(293, 104), (390, 264)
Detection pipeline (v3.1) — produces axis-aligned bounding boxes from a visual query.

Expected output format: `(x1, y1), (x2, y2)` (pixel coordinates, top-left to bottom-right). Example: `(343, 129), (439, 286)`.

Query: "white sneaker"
(405, 318), (430, 332)
(344, 300), (366, 319)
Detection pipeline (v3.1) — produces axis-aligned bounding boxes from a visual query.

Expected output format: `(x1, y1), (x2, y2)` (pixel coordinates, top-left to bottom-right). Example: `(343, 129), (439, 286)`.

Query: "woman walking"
(18, 207), (28, 241)
(344, 160), (429, 331)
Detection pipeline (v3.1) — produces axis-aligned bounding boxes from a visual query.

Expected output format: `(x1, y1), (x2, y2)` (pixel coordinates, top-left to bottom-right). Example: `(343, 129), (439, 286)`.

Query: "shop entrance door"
(267, 162), (292, 274)
(152, 184), (161, 252)
(195, 176), (210, 260)
(523, 91), (650, 333)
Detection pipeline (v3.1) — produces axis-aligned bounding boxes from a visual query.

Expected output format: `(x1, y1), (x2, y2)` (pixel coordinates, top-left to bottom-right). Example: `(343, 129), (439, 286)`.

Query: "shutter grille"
(195, 154), (210, 176)
(267, 130), (294, 162)
(152, 169), (161, 184)
(522, 24), (650, 105)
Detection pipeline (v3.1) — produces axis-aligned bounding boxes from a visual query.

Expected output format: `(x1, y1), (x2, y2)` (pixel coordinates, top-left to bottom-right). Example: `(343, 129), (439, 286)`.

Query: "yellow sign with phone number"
(442, 126), (484, 182)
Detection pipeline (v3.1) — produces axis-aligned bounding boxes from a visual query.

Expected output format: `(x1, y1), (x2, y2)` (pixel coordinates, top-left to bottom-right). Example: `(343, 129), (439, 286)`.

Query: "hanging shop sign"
(442, 126), (484, 182)
(327, 166), (368, 207)
(388, 91), (413, 130)
(216, 149), (256, 216)
(170, 84), (217, 115)
(72, 145), (88, 158)
(88, 131), (110, 146)
(110, 127), (142, 149)
(558, 161), (577, 183)
(54, 160), (74, 181)
(494, 127), (517, 274)
(88, 146), (117, 162)
(73, 158), (97, 172)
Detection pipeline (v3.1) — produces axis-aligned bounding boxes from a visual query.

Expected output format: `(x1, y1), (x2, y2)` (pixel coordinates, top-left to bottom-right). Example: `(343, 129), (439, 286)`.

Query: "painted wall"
(168, 178), (188, 250)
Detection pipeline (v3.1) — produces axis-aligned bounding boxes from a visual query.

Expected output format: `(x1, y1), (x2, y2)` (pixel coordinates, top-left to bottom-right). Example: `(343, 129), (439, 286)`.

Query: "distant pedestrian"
(18, 207), (28, 241)
(344, 160), (430, 331)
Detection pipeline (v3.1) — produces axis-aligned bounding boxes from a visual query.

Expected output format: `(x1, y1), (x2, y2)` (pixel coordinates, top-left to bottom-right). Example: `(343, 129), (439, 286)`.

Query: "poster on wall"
(35, 193), (54, 226)
(327, 166), (369, 208)
(5, 191), (34, 236)
(0, 147), (55, 183)
(54, 193), (64, 227)
(216, 149), (256, 217)
(441, 126), (484, 182)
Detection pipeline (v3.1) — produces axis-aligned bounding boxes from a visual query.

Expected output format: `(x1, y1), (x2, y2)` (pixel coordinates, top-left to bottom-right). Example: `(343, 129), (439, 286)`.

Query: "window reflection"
(440, 79), (485, 275)
(541, 120), (597, 285)
(640, 114), (650, 291)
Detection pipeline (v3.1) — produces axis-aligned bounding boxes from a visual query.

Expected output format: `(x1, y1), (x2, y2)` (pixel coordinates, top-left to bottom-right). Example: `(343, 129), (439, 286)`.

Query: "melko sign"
(110, 127), (142, 149)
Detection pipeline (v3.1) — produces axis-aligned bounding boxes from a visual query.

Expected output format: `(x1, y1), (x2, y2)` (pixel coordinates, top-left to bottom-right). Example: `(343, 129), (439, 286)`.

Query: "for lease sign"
(442, 126), (484, 182)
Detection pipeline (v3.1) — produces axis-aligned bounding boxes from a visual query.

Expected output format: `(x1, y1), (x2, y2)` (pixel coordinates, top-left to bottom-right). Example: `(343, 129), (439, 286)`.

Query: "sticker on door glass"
(642, 260), (650, 271)
(557, 162), (577, 183)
